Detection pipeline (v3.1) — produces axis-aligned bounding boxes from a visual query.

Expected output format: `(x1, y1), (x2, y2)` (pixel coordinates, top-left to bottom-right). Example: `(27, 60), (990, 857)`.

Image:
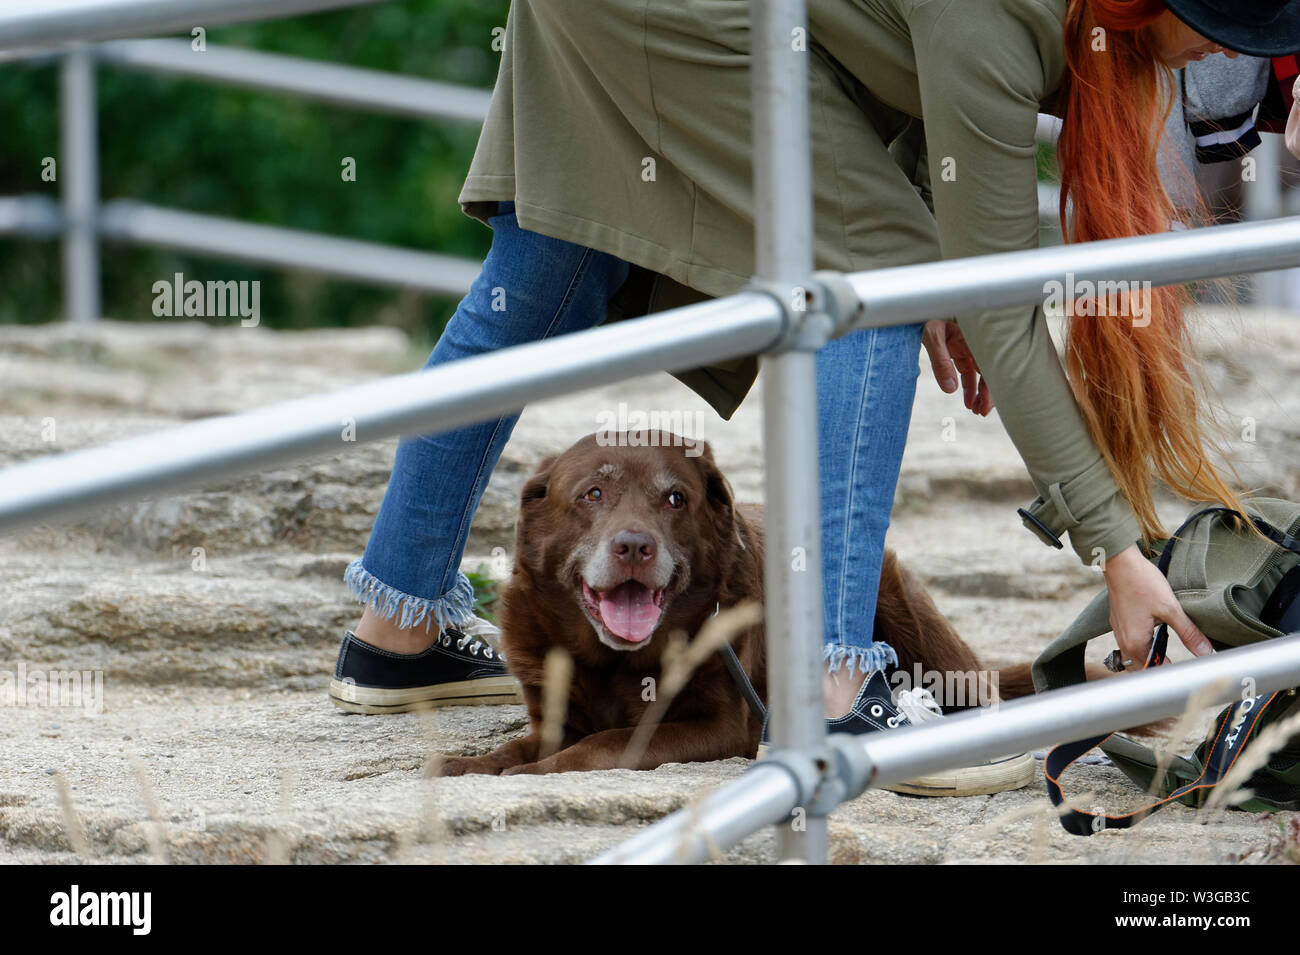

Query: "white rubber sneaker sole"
(754, 745), (1036, 797)
(880, 751), (1036, 797)
(328, 675), (523, 714)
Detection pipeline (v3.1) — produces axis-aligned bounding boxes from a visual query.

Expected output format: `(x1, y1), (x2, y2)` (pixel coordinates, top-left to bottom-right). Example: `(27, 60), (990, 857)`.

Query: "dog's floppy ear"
(696, 445), (745, 552)
(520, 453), (560, 507)
(515, 453), (561, 576)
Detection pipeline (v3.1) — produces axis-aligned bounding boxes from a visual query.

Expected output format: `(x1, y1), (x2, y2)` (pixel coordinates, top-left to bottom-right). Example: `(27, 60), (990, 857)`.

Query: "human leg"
(816, 321), (925, 718)
(333, 202), (631, 710)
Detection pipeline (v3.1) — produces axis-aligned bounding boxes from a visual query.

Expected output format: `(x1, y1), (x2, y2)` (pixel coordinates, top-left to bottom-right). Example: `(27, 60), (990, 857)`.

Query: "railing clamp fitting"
(748, 744), (850, 818)
(745, 277), (834, 352)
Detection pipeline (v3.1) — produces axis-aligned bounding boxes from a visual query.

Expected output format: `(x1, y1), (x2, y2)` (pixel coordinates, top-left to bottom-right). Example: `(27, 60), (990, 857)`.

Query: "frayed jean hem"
(344, 558), (477, 635)
(822, 642), (897, 677)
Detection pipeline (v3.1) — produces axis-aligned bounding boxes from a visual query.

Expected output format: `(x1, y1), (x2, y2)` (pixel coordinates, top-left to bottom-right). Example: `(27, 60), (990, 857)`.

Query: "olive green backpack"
(1031, 498), (1300, 836)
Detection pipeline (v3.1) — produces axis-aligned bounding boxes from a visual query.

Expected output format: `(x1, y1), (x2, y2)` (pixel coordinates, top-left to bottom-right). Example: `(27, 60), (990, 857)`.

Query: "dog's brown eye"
(667, 491), (686, 509)
(583, 486), (602, 502)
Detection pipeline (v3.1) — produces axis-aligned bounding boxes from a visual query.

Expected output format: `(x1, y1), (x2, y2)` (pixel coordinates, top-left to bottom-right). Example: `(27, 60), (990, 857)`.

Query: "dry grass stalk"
(672, 789), (724, 865)
(1141, 676), (1230, 804)
(263, 767), (298, 865)
(52, 771), (91, 857)
(618, 601), (763, 770)
(407, 707), (449, 864)
(128, 755), (170, 865)
(539, 647), (574, 761)
(1203, 708), (1300, 813)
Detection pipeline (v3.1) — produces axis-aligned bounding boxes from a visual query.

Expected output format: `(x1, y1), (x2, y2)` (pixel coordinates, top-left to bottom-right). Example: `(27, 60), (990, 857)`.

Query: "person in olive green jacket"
(333, 0), (1300, 788)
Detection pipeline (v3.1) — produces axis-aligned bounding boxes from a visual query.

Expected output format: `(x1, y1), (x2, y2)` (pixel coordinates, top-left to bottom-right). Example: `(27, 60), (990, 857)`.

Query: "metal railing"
(2, 0), (1300, 865)
(1, 0), (387, 53)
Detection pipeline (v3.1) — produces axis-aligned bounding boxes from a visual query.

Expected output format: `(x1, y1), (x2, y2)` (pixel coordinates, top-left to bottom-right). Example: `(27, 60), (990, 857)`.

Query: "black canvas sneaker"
(758, 670), (1035, 797)
(328, 627), (523, 714)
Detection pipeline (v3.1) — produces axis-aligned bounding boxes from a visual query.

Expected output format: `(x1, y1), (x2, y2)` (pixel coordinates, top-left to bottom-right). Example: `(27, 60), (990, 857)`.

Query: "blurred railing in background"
(0, 0), (489, 322)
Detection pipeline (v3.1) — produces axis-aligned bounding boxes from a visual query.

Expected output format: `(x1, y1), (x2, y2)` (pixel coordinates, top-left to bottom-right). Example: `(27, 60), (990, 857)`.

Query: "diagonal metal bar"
(4, 216), (1300, 534)
(845, 214), (1300, 329)
(591, 635), (1300, 864)
(0, 292), (783, 533)
(98, 200), (483, 296)
(95, 39), (492, 125)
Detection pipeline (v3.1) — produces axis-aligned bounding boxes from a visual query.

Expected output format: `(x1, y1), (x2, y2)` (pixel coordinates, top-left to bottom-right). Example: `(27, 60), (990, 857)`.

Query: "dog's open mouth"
(581, 579), (666, 644)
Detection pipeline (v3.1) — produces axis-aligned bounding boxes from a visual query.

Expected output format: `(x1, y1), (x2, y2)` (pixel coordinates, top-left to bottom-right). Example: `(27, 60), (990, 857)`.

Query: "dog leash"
(1044, 507), (1298, 835)
(720, 643), (767, 722)
(709, 602), (768, 721)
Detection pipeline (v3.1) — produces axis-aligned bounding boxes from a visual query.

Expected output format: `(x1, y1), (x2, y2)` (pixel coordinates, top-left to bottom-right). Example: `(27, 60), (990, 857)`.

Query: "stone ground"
(0, 310), (1298, 865)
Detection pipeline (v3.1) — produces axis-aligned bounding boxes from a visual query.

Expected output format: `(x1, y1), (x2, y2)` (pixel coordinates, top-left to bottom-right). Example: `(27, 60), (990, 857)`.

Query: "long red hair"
(1057, 0), (1247, 544)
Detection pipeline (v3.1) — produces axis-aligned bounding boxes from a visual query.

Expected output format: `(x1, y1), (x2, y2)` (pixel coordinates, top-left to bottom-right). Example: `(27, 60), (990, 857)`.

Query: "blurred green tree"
(0, 0), (509, 347)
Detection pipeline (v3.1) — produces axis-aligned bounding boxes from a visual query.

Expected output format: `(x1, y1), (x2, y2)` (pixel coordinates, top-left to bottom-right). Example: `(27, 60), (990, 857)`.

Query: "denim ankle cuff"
(344, 558), (478, 635)
(822, 642), (898, 677)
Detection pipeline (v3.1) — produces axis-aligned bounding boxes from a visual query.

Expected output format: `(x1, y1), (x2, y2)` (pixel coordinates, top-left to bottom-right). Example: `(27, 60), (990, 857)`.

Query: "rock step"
(0, 808), (781, 864)
(0, 418), (533, 557)
(0, 530), (1109, 691)
(0, 320), (415, 421)
(1, 552), (366, 688)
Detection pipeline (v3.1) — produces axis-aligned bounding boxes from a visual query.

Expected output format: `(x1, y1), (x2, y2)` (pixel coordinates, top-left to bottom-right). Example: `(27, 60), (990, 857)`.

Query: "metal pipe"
(1244, 133), (1285, 309)
(0, 292), (783, 533)
(592, 764), (800, 865)
(98, 200), (481, 296)
(844, 213), (1300, 330)
(593, 635), (1300, 864)
(751, 0), (813, 287)
(864, 647), (1299, 791)
(751, 0), (827, 864)
(60, 45), (100, 323)
(96, 39), (492, 125)
(0, 195), (62, 238)
(0, 0), (385, 53)
(757, 351), (829, 863)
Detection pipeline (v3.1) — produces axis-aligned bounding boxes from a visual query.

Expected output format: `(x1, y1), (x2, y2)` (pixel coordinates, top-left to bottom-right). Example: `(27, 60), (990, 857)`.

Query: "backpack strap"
(1031, 589), (1114, 693)
(1045, 688), (1286, 834)
(1043, 506), (1300, 835)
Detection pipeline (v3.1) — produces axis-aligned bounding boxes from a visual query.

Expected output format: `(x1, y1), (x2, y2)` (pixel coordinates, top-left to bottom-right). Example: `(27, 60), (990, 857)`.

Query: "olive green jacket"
(458, 0), (1144, 566)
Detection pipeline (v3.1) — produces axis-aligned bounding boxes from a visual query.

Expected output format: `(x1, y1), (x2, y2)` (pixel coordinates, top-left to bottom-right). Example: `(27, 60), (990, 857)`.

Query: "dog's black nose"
(610, 530), (656, 565)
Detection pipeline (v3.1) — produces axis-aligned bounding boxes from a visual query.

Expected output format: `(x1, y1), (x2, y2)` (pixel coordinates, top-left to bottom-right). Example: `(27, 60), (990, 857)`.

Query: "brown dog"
(440, 431), (1021, 777)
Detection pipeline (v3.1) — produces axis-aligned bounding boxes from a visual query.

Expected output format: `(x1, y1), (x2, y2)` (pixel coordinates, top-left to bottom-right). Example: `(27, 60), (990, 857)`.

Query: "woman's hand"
(922, 320), (993, 416)
(1102, 544), (1213, 666)
(1287, 77), (1300, 160)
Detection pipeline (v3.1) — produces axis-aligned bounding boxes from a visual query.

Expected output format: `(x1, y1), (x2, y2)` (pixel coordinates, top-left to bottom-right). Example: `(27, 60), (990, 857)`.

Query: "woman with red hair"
(335, 0), (1300, 787)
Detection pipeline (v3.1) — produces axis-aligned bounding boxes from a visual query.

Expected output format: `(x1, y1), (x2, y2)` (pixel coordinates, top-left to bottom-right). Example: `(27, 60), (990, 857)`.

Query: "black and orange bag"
(1031, 499), (1300, 835)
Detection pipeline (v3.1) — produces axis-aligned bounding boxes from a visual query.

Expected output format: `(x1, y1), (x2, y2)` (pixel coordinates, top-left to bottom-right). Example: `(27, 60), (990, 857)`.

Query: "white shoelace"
(437, 625), (503, 661)
(459, 615), (505, 658)
(892, 686), (944, 725)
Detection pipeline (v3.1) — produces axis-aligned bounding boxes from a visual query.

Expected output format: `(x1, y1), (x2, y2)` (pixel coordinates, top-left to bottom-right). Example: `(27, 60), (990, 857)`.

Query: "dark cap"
(1163, 0), (1300, 57)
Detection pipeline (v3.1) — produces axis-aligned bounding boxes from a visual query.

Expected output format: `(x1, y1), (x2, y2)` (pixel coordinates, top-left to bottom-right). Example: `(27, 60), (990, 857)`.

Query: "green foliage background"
(0, 0), (510, 345)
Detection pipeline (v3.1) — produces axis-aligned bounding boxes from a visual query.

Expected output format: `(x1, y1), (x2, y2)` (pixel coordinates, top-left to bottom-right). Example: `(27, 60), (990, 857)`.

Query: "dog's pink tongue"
(599, 582), (660, 643)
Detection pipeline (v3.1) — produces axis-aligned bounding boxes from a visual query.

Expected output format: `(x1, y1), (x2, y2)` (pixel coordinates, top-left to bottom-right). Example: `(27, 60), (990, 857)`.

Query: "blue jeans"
(345, 201), (924, 676)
